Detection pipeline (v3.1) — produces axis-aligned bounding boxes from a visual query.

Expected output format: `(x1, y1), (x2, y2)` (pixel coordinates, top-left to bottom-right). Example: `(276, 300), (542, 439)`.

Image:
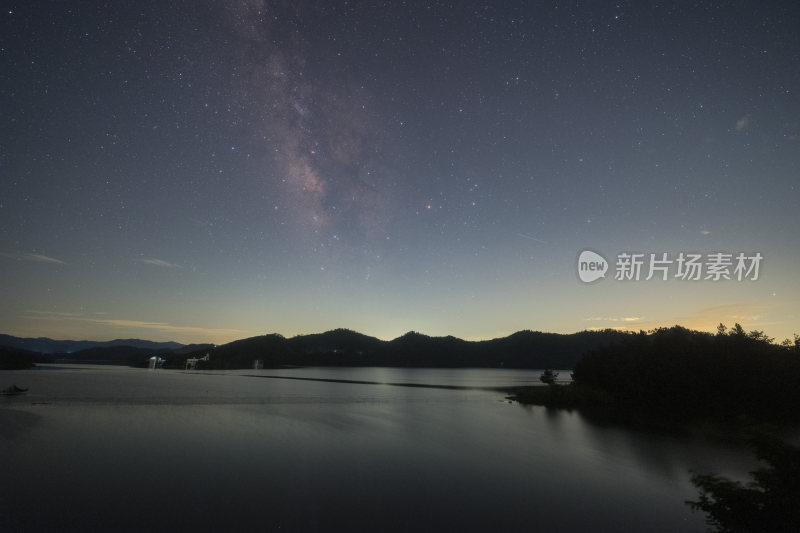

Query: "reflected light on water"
(0, 365), (755, 532)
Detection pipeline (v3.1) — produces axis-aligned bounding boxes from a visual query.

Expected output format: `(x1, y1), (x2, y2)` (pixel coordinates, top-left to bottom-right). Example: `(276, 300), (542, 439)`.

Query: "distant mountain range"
(0, 334), (184, 354)
(0, 334), (215, 368)
(175, 328), (633, 370)
(0, 329), (633, 370)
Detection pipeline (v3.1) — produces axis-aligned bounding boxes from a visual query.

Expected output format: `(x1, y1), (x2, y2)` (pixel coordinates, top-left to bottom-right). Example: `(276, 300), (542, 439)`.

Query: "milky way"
(228, 1), (390, 247)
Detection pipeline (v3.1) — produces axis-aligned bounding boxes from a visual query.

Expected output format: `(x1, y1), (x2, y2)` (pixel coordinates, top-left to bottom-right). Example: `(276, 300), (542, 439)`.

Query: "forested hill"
(0, 335), (208, 367)
(0, 334), (183, 354)
(570, 325), (800, 423)
(175, 328), (632, 370)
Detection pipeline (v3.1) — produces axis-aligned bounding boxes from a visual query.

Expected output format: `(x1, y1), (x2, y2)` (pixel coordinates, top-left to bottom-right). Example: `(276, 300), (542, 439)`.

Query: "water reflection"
(0, 365), (757, 532)
(0, 408), (41, 439)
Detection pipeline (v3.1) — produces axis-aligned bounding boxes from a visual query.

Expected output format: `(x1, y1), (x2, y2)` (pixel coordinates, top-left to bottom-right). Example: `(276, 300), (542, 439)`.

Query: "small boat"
(1, 385), (28, 396)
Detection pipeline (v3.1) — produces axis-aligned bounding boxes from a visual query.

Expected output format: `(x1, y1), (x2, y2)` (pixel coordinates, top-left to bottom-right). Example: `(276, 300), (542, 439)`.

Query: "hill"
(0, 334), (183, 354)
(51, 344), (215, 366)
(511, 324), (800, 426)
(0, 346), (41, 369)
(169, 328), (630, 370)
(0, 335), (215, 367)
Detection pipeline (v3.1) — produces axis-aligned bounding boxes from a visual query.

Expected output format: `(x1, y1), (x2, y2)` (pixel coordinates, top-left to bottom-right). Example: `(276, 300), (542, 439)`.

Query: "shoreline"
(503, 383), (800, 442)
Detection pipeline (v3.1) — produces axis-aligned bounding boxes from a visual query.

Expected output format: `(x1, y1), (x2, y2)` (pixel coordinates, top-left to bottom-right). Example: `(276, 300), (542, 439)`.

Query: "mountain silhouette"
(173, 328), (631, 370)
(0, 334), (183, 354)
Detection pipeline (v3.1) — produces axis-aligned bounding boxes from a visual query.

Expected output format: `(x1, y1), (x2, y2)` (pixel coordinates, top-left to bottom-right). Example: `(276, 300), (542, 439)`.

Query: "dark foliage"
(687, 435), (800, 532)
(54, 346), (163, 366)
(0, 346), (39, 369)
(186, 334), (290, 370)
(508, 383), (615, 412)
(571, 324), (800, 424)
(540, 369), (559, 385)
(474, 329), (630, 368)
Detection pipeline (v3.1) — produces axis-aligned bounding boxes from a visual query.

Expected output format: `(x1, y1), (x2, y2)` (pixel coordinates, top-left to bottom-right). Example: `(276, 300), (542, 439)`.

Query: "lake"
(0, 365), (757, 532)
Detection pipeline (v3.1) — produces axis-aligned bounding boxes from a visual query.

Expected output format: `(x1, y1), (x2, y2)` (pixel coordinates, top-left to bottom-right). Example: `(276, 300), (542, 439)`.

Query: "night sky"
(2, 1), (798, 344)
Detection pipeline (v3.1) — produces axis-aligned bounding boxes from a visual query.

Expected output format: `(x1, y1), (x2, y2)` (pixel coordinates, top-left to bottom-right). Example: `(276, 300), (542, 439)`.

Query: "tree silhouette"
(539, 368), (559, 385)
(687, 435), (800, 532)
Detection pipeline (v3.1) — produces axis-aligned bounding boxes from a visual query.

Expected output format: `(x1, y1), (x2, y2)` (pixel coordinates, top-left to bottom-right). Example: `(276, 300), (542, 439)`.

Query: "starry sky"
(1, 1), (798, 345)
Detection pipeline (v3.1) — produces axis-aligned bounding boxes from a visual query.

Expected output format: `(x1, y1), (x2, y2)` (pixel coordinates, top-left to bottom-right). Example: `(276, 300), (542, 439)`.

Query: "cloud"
(0, 252), (66, 264)
(85, 318), (245, 337)
(583, 316), (657, 332)
(24, 310), (85, 318)
(584, 316), (642, 323)
(584, 303), (777, 334)
(22, 311), (246, 338)
(142, 258), (182, 268)
(677, 303), (767, 325)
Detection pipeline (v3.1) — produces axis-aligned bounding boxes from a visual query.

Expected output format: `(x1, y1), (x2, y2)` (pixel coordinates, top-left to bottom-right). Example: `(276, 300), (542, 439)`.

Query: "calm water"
(0, 365), (756, 532)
